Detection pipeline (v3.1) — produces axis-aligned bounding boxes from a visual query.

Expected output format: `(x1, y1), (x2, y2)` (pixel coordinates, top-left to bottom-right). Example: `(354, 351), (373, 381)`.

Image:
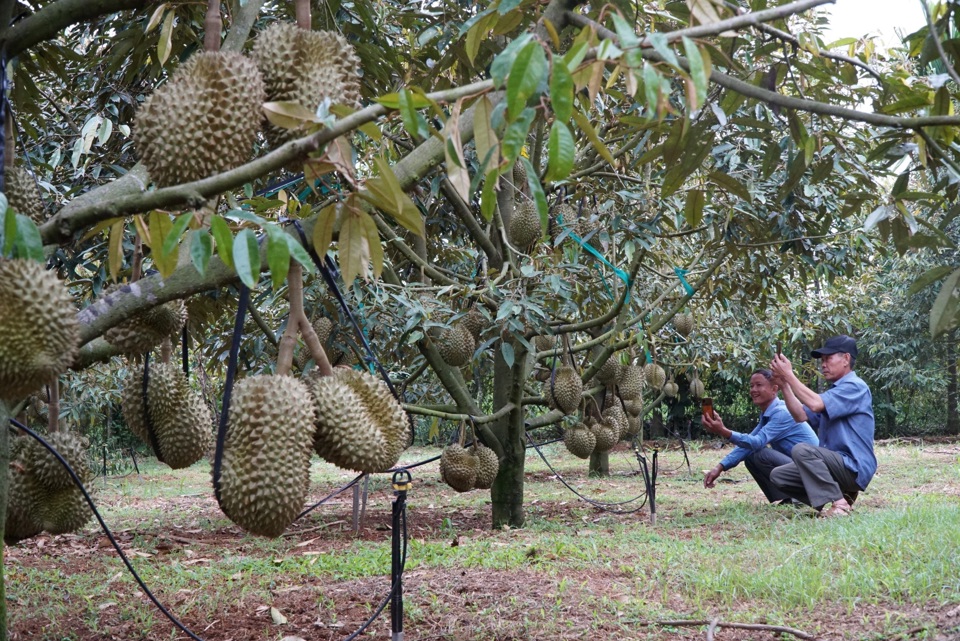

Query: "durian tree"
(3, 7), (960, 621)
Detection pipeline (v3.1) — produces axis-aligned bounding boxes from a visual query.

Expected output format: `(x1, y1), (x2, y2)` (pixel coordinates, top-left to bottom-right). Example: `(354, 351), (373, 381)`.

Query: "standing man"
(703, 369), (819, 505)
(769, 335), (876, 518)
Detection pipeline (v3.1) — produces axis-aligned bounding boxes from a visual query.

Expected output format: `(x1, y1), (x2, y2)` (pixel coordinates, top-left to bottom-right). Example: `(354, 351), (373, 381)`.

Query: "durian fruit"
(643, 362), (666, 390)
(218, 375), (316, 537)
(663, 377), (680, 398)
(596, 357), (621, 387)
(512, 161), (527, 189)
(624, 415), (642, 440)
(554, 203), (577, 228)
(548, 366), (583, 415)
(312, 316), (335, 346)
(5, 166), (46, 223)
(135, 51), (266, 187)
(310, 369), (410, 473)
(563, 422), (597, 459)
(252, 22), (362, 147)
(508, 201), (541, 247)
(0, 259), (80, 401)
(439, 443), (477, 492)
(24, 431), (90, 492)
(472, 442), (500, 490)
(689, 370), (706, 399)
(121, 362), (213, 469)
(623, 398), (644, 417)
(34, 487), (92, 535)
(104, 299), (187, 356)
(619, 365), (644, 401)
(534, 334), (555, 353)
(602, 403), (628, 440)
(437, 322), (476, 367)
(5, 437), (43, 544)
(674, 313), (695, 337)
(461, 307), (488, 342)
(590, 419), (618, 453)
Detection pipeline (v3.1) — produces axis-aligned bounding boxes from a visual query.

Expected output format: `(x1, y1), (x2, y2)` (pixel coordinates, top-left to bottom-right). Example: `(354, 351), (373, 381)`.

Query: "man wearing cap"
(769, 335), (876, 518)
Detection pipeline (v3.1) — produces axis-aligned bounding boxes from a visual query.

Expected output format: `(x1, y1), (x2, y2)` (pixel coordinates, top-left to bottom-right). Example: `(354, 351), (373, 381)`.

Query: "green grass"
(7, 440), (960, 640)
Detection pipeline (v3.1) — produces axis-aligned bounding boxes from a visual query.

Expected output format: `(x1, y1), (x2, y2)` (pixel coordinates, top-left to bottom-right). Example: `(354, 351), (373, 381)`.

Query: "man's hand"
(704, 465), (723, 488)
(702, 409), (731, 439)
(770, 353), (794, 380)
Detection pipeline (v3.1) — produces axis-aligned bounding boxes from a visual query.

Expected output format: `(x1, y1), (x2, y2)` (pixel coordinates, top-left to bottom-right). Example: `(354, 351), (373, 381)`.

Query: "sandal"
(818, 498), (853, 518)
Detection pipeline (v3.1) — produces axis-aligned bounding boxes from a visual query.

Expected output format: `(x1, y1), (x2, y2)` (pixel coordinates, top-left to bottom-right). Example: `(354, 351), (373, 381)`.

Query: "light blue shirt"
(804, 370), (876, 490)
(720, 398), (819, 470)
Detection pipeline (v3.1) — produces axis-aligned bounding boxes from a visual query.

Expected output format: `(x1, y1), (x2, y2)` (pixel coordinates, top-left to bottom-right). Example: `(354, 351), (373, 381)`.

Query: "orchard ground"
(7, 437), (960, 641)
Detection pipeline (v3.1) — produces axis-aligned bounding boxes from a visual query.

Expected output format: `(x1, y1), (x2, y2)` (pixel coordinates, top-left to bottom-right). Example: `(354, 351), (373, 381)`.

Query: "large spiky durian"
(34, 486), (92, 535)
(460, 307), (488, 342)
(104, 299), (187, 356)
(596, 357), (621, 387)
(548, 366), (583, 415)
(689, 370), (706, 399)
(0, 259), (79, 401)
(674, 313), (695, 337)
(218, 375), (316, 537)
(472, 443), (500, 490)
(25, 431), (90, 492)
(135, 51), (265, 187)
(252, 22), (362, 147)
(534, 334), (555, 353)
(508, 201), (541, 248)
(663, 377), (679, 398)
(591, 420), (618, 453)
(563, 422), (596, 459)
(554, 203), (577, 228)
(437, 322), (476, 368)
(5, 437), (43, 544)
(310, 369), (410, 473)
(643, 362), (666, 390)
(143, 362), (214, 469)
(624, 415), (642, 440)
(602, 403), (628, 441)
(5, 166), (46, 224)
(511, 161), (527, 189)
(439, 444), (477, 492)
(619, 365), (644, 401)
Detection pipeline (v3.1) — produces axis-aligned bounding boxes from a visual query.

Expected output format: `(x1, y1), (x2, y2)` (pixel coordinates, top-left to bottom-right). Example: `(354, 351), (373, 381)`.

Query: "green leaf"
(572, 111), (616, 167)
(280, 230), (316, 271)
(13, 215), (43, 262)
(232, 228), (261, 288)
(162, 213), (194, 257)
(507, 41), (547, 119)
(157, 9), (175, 66)
(550, 62), (574, 123)
(642, 62), (662, 116)
(683, 37), (709, 111)
(501, 341), (515, 368)
(312, 203), (337, 257)
(480, 174), (498, 222)
(501, 107), (536, 163)
(263, 101), (320, 130)
(545, 121), (575, 182)
(908, 265), (955, 296)
(398, 88), (430, 139)
(210, 216), (234, 268)
(190, 229), (213, 276)
(863, 204), (895, 232)
(265, 227), (291, 291)
(684, 190), (705, 228)
(359, 210), (384, 280)
(929, 267), (960, 337)
(648, 33), (679, 69)
(465, 11), (498, 65)
(148, 210), (177, 277)
(227, 208), (267, 225)
(474, 96), (499, 173)
(562, 41), (589, 73)
(109, 220), (124, 281)
(490, 33), (534, 88)
(610, 13), (640, 49)
(708, 170), (752, 202)
(376, 91), (434, 110)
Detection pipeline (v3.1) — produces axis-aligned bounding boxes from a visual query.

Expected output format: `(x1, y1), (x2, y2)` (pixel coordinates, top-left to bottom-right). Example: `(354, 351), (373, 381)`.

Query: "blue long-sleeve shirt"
(720, 398), (819, 470)
(804, 370), (876, 490)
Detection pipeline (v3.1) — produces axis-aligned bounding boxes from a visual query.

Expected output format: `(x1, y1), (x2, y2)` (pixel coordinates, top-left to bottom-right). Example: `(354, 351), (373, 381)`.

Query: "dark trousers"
(744, 447), (793, 503)
(770, 443), (861, 509)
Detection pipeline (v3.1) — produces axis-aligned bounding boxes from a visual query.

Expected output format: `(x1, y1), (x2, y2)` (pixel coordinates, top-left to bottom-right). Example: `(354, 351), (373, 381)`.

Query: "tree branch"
(222, 0), (265, 53)
(752, 21), (883, 83)
(439, 176), (501, 263)
(922, 0), (960, 88)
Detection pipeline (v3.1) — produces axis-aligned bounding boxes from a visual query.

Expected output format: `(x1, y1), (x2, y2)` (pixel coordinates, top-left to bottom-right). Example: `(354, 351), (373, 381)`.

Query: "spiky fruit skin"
(461, 308), (487, 342)
(512, 161), (527, 189)
(534, 335), (555, 353)
(5, 167), (46, 223)
(624, 416), (641, 440)
(440, 444), (477, 492)
(472, 443), (500, 490)
(0, 259), (80, 401)
(437, 323), (476, 368)
(509, 201), (541, 247)
(5, 438), (43, 544)
(602, 404), (628, 440)
(674, 313), (694, 337)
(135, 52), (265, 187)
(146, 362), (213, 469)
(689, 378), (706, 399)
(596, 358), (621, 387)
(253, 23), (362, 147)
(591, 421), (618, 452)
(643, 363), (666, 390)
(310, 369), (410, 473)
(105, 300), (187, 355)
(549, 366), (583, 415)
(218, 375), (316, 538)
(34, 487), (92, 535)
(554, 203), (577, 228)
(663, 380), (680, 398)
(624, 398), (644, 417)
(25, 431), (90, 492)
(563, 423), (596, 459)
(313, 317), (334, 346)
(619, 366), (644, 400)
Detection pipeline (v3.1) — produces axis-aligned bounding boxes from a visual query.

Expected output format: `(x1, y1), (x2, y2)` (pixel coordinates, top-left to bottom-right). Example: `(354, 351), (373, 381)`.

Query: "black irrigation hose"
(525, 434), (649, 514)
(9, 419), (207, 641)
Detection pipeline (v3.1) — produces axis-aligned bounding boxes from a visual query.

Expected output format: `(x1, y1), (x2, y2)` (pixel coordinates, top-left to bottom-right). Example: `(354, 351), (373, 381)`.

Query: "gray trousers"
(743, 447), (792, 503)
(770, 443), (861, 509)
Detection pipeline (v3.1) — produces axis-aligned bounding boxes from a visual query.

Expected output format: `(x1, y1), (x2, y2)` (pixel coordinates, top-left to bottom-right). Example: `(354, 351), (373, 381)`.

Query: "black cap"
(811, 335), (857, 359)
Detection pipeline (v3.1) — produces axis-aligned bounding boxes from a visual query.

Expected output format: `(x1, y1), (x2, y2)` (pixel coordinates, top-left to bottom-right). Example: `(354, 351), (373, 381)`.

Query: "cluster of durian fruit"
(134, 22), (361, 187)
(435, 307), (488, 369)
(439, 440), (500, 493)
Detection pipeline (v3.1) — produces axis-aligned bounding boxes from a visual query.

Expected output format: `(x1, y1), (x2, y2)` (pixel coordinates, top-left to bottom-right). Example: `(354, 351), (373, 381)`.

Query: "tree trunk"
(650, 406), (664, 437)
(948, 354), (959, 436)
(490, 343), (529, 529)
(1, 400), (10, 641)
(588, 449), (610, 477)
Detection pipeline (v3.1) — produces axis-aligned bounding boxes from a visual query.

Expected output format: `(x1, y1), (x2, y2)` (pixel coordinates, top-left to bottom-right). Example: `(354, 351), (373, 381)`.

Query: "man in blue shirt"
(770, 335), (877, 518)
(702, 369), (819, 504)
